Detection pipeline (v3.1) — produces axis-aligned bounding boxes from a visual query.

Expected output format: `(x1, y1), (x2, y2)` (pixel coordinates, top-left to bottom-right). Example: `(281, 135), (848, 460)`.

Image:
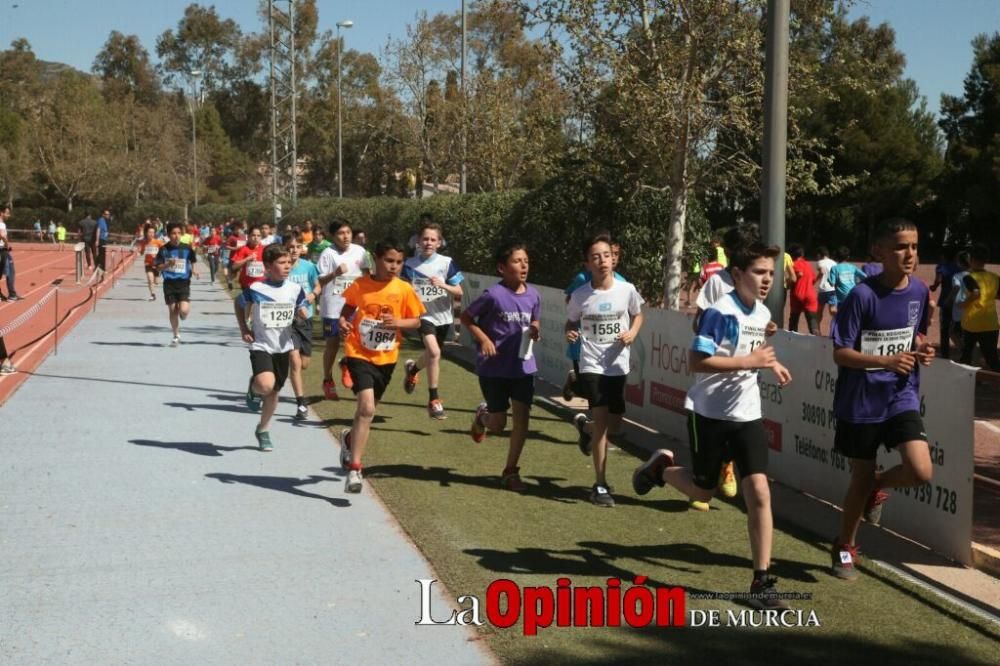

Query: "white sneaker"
(345, 469), (363, 493)
(0, 363), (15, 376)
(169, 336), (180, 347)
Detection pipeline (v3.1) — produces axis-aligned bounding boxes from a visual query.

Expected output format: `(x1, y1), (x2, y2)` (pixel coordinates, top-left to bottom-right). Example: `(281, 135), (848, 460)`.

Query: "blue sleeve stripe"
(692, 337), (717, 356)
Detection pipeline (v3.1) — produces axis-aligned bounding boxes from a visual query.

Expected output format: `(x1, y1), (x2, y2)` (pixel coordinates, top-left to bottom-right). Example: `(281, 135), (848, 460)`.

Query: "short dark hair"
(788, 243), (805, 260)
(731, 242), (781, 271)
(955, 250), (971, 269)
(817, 246), (829, 258)
(328, 218), (351, 235)
(970, 243), (990, 264)
(374, 237), (406, 257)
(835, 246), (851, 262)
(582, 232), (613, 259)
(263, 243), (289, 265)
(419, 221), (444, 237)
(495, 239), (528, 266)
(872, 217), (918, 243)
(143, 224), (155, 234)
(282, 232), (303, 247)
(166, 221), (184, 234)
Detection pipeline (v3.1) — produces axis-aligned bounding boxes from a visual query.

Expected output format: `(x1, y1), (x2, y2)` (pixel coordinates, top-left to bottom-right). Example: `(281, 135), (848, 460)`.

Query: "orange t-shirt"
(301, 230), (314, 245)
(139, 239), (164, 266)
(342, 275), (425, 366)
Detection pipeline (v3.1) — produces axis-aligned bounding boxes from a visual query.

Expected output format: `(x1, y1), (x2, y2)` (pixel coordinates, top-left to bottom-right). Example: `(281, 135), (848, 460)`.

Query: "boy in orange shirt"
(337, 237), (425, 493)
(135, 224), (164, 301)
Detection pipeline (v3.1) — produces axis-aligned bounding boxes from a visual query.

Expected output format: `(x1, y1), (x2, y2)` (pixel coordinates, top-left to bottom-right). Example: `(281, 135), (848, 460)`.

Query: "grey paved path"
(0, 267), (488, 665)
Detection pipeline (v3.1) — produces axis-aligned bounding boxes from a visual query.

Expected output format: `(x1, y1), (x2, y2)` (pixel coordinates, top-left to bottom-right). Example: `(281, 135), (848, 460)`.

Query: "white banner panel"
(458, 274), (975, 564)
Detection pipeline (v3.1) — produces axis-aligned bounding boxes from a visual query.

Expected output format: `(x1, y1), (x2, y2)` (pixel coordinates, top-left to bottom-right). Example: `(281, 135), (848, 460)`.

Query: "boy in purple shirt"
(461, 240), (541, 492)
(830, 218), (935, 581)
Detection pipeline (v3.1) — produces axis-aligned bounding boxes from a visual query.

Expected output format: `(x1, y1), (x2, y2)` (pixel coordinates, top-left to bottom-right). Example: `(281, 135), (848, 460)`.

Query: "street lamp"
(187, 70), (203, 210)
(336, 20), (353, 198)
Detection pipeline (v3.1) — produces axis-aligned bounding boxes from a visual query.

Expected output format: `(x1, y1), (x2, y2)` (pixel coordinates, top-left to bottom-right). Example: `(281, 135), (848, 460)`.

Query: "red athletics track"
(0, 242), (136, 406)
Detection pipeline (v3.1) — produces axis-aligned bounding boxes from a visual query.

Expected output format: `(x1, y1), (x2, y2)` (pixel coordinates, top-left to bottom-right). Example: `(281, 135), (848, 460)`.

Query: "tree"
(939, 32), (1000, 246)
(155, 4), (244, 91)
(93, 31), (161, 104)
(29, 72), (115, 211)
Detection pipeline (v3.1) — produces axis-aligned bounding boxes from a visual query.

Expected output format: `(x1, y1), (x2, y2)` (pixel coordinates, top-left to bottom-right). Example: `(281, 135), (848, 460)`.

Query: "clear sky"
(2, 1), (997, 117)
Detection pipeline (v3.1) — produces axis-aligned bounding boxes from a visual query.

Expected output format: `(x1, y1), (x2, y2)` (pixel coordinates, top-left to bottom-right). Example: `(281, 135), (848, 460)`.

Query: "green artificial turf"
(297, 328), (1000, 665)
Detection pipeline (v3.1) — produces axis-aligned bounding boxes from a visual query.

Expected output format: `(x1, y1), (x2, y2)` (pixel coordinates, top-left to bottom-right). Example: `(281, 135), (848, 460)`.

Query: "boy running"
(234, 244), (310, 451)
(202, 227), (223, 284)
(815, 246), (837, 332)
(829, 218), (935, 581)
(827, 246), (867, 315)
(154, 221), (200, 347)
(632, 242), (793, 608)
(788, 243), (819, 335)
(229, 226), (266, 295)
(401, 221), (465, 419)
(958, 244), (1000, 371)
(285, 233), (321, 420)
(317, 219), (371, 400)
(135, 224), (163, 301)
(336, 238), (424, 493)
(566, 233), (645, 507)
(461, 240), (541, 492)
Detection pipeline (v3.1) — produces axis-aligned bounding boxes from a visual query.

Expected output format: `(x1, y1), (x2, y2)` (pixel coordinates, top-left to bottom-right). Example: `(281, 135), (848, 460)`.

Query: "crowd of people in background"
(681, 229), (1000, 373)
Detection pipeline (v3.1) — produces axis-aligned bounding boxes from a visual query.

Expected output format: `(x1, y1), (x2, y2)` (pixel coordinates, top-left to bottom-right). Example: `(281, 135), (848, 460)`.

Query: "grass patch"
(296, 331), (999, 664)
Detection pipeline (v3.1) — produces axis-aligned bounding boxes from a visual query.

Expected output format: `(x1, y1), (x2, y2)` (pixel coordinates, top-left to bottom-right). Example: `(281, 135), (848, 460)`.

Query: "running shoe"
(294, 403), (308, 421)
(340, 359), (353, 389)
(6, 294), (20, 302)
(255, 429), (273, 452)
(562, 370), (576, 401)
(688, 499), (711, 512)
(339, 428), (352, 469)
(147, 294), (156, 302)
(0, 363), (16, 376)
(403, 359), (419, 394)
(574, 413), (592, 456)
(428, 399), (446, 420)
(718, 461), (737, 498)
(345, 469), (363, 493)
(500, 467), (527, 492)
(590, 483), (615, 507)
(748, 574), (790, 610)
(470, 402), (488, 443)
(831, 541), (860, 581)
(245, 378), (262, 412)
(322, 379), (339, 401)
(632, 449), (673, 496)
(169, 336), (180, 348)
(863, 489), (889, 526)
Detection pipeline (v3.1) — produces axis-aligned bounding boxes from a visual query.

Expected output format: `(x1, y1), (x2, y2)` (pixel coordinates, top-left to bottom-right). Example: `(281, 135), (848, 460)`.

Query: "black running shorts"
(419, 319), (452, 348)
(833, 410), (927, 460)
(687, 411), (768, 490)
(250, 350), (290, 392)
(163, 279), (191, 305)
(344, 357), (395, 401)
(478, 375), (535, 413)
(291, 317), (313, 357)
(578, 373), (626, 414)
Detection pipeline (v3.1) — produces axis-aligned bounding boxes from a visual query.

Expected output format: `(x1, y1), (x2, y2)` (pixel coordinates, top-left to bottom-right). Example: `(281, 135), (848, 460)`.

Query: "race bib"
(330, 274), (357, 296)
(413, 278), (446, 303)
(735, 324), (767, 356)
(144, 244), (159, 257)
(246, 261), (265, 278)
(167, 257), (187, 273)
(206, 244), (220, 255)
(259, 302), (295, 329)
(860, 327), (914, 357)
(359, 318), (395, 351)
(582, 313), (623, 345)
(236, 239), (247, 248)
(518, 326), (534, 360)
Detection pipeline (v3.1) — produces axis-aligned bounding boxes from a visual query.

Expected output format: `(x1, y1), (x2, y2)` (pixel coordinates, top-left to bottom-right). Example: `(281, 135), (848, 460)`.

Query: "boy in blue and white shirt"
(154, 221), (200, 347)
(401, 221), (464, 419)
(632, 242), (792, 609)
(235, 243), (309, 451)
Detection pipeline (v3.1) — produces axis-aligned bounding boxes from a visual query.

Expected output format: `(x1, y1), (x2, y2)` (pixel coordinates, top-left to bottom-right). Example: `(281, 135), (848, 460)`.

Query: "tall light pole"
(187, 70), (203, 210)
(460, 0), (467, 194)
(336, 20), (353, 198)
